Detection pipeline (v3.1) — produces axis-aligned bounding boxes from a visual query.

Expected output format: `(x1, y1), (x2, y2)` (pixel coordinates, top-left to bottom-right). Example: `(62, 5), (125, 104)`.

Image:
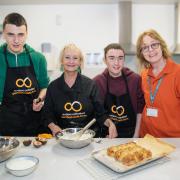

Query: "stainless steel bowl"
(0, 137), (20, 162)
(56, 128), (95, 149)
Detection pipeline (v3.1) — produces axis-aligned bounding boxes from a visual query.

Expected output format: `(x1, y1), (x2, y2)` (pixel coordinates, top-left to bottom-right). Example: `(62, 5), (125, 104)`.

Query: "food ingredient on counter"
(23, 140), (32, 146)
(38, 133), (53, 139)
(33, 141), (42, 148)
(35, 137), (47, 145)
(61, 133), (92, 141)
(6, 158), (36, 170)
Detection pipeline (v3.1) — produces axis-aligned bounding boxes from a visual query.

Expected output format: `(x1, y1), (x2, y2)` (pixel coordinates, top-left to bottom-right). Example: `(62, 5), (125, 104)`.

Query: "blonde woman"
(43, 44), (117, 138)
(136, 29), (180, 137)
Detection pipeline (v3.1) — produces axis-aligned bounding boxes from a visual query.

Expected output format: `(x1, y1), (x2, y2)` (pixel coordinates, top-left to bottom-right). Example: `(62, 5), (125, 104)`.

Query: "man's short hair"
(3, 12), (27, 30)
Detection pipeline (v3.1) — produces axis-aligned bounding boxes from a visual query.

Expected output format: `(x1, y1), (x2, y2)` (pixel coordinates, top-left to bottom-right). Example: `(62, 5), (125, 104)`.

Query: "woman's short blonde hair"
(59, 43), (84, 69)
(136, 29), (171, 69)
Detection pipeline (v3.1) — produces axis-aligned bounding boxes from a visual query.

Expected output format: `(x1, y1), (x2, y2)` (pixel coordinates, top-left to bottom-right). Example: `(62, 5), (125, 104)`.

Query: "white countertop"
(0, 138), (180, 180)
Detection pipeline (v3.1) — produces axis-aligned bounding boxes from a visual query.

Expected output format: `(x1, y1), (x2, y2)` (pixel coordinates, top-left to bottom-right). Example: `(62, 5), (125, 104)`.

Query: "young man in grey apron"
(0, 13), (49, 136)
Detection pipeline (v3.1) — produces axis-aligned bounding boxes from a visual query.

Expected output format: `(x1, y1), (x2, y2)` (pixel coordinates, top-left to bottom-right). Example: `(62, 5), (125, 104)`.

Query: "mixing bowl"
(56, 128), (95, 149)
(0, 137), (20, 162)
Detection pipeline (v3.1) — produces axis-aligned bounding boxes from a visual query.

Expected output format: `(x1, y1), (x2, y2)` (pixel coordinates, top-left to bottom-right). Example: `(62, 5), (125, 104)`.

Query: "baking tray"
(92, 149), (167, 173)
(77, 156), (170, 180)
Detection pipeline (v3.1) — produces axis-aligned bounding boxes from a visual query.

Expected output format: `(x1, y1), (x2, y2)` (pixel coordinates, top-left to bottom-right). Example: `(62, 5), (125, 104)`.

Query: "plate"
(92, 149), (165, 173)
(92, 134), (176, 173)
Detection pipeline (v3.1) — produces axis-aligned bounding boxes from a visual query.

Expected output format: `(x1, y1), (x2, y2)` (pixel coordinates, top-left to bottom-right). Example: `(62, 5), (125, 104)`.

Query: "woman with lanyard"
(94, 43), (145, 137)
(43, 44), (117, 138)
(0, 13), (49, 136)
(136, 29), (180, 137)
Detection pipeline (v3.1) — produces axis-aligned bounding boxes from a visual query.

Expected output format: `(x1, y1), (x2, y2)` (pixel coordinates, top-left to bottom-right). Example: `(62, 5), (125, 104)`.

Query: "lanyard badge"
(146, 76), (164, 117)
(146, 108), (158, 117)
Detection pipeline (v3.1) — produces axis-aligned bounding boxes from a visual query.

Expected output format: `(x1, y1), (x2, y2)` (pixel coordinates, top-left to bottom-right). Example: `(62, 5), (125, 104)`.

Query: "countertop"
(0, 138), (180, 180)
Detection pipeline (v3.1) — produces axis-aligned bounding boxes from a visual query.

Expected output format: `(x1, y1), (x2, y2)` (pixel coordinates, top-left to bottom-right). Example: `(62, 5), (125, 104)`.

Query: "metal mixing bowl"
(0, 137), (20, 162)
(56, 128), (95, 149)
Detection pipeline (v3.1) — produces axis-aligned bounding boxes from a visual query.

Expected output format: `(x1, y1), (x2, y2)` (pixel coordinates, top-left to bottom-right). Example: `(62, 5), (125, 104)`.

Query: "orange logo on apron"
(64, 101), (82, 112)
(111, 105), (125, 116)
(15, 77), (32, 88)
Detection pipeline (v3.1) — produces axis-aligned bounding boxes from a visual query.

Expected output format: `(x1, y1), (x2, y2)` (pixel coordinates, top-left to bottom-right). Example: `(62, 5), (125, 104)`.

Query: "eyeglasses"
(107, 56), (124, 61)
(141, 42), (160, 53)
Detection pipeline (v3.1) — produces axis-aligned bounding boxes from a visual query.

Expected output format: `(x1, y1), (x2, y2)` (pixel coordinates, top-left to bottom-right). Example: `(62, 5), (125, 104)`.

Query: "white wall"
(0, 3), (176, 78)
(0, 4), (119, 66)
(132, 3), (175, 49)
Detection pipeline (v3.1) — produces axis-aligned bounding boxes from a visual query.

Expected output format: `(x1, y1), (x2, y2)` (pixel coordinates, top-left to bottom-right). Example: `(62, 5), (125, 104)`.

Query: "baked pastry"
(114, 145), (152, 166)
(106, 134), (175, 166)
(107, 142), (136, 157)
(107, 142), (152, 166)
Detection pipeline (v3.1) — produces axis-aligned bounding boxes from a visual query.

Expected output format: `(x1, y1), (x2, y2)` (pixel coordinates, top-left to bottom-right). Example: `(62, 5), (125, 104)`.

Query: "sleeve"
(42, 85), (57, 127)
(136, 76), (145, 113)
(37, 54), (50, 89)
(90, 82), (107, 127)
(175, 67), (180, 98)
(0, 54), (6, 104)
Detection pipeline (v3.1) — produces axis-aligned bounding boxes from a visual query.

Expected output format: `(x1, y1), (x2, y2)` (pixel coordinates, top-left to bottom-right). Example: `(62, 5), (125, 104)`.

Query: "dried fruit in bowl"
(33, 141), (42, 148)
(35, 137), (47, 145)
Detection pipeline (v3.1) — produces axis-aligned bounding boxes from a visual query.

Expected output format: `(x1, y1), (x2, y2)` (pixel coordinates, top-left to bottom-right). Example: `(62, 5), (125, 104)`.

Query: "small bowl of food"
(0, 137), (20, 162)
(56, 128), (95, 149)
(5, 156), (39, 176)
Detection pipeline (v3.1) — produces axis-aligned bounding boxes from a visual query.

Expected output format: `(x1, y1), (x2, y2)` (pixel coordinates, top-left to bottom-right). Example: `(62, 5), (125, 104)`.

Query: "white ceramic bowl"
(56, 128), (95, 149)
(5, 156), (39, 176)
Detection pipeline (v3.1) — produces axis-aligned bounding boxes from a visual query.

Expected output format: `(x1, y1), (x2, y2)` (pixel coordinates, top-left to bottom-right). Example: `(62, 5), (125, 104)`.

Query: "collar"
(5, 44), (26, 56)
(147, 59), (175, 79)
(59, 72), (82, 93)
(103, 68), (124, 80)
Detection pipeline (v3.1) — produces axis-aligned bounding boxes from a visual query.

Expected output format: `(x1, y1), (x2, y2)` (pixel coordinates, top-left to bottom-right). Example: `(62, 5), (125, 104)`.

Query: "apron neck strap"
(122, 71), (130, 95)
(24, 45), (34, 66)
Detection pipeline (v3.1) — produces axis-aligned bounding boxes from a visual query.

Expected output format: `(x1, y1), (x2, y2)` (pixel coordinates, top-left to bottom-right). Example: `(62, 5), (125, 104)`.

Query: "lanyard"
(147, 76), (164, 104)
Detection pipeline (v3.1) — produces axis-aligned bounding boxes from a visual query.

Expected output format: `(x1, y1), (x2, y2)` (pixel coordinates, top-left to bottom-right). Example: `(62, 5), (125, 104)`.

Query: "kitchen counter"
(0, 138), (180, 180)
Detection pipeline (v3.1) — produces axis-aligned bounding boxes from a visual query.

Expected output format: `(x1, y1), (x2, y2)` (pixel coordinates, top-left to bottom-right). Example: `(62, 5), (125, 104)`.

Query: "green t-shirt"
(0, 43), (50, 104)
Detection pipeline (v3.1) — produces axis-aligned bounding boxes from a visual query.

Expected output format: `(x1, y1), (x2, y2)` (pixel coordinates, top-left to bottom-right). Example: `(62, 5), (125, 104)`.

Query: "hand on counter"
(48, 122), (62, 136)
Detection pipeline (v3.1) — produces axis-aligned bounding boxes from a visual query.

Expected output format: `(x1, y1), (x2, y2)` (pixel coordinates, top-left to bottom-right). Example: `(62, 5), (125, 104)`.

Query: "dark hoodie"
(93, 67), (145, 114)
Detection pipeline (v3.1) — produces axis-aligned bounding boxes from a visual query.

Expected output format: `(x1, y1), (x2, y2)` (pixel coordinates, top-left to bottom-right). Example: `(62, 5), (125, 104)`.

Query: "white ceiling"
(0, 0), (179, 5)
